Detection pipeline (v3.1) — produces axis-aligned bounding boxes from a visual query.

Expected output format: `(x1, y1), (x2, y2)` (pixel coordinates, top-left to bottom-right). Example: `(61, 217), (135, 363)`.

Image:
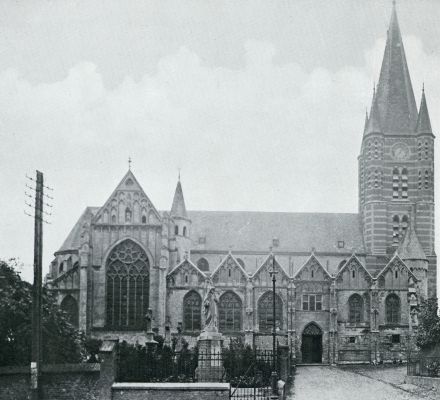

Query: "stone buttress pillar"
(79, 243), (90, 332)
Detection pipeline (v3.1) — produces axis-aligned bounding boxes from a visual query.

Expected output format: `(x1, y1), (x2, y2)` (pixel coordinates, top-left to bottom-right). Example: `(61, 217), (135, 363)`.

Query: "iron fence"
(116, 341), (277, 389)
(407, 356), (440, 377)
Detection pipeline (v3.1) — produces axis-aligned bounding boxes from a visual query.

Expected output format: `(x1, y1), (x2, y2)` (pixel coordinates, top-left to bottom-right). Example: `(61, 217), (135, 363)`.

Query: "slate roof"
(188, 211), (364, 254)
(56, 208), (364, 256)
(398, 222), (427, 261)
(56, 207), (99, 254)
(374, 3), (418, 134)
(171, 180), (188, 218)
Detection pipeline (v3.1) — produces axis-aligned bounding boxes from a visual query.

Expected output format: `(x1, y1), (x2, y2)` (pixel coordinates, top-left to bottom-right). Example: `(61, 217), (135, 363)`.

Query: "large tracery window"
(386, 294), (400, 324)
(348, 294), (363, 323)
(219, 291), (242, 333)
(258, 292), (283, 332)
(183, 291), (202, 332)
(106, 240), (150, 330)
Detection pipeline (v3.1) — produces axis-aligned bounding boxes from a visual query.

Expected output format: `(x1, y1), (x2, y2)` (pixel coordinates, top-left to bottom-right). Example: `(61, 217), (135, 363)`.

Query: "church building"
(47, 4), (436, 364)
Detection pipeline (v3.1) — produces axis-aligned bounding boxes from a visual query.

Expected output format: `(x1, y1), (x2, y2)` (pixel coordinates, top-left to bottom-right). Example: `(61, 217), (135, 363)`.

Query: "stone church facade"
(47, 4), (436, 364)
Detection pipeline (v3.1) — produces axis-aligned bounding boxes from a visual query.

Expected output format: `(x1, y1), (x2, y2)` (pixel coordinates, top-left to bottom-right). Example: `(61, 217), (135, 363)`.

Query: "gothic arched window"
(386, 294), (400, 324)
(125, 208), (132, 223)
(219, 291), (242, 333)
(258, 292), (283, 332)
(106, 240), (149, 330)
(175, 225), (179, 236)
(197, 258), (210, 272)
(183, 226), (187, 237)
(61, 295), (79, 328)
(183, 290), (201, 332)
(392, 168), (400, 199)
(348, 294), (363, 323)
(141, 215), (147, 224)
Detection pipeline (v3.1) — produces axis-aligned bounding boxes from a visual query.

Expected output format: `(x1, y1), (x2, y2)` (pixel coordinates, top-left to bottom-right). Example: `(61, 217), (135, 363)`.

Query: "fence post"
(278, 345), (289, 382)
(98, 339), (119, 400)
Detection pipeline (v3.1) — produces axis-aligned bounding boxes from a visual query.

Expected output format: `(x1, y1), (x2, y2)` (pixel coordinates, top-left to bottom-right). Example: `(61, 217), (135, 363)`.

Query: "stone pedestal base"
(195, 331), (224, 382)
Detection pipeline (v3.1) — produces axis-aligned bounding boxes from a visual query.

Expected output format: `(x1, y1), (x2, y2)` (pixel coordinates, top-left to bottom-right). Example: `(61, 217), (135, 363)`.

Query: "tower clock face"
(391, 143), (410, 161)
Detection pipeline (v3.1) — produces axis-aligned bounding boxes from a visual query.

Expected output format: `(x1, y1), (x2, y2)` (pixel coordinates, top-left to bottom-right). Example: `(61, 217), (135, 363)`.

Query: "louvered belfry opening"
(106, 240), (150, 330)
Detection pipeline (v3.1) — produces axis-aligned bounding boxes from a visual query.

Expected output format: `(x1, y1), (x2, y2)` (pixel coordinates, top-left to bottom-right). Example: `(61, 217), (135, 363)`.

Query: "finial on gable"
(128, 156), (132, 170)
(178, 167), (181, 181)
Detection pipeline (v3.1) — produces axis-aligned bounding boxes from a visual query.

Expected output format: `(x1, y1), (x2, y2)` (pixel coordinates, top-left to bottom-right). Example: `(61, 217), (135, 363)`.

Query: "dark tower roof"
(398, 220), (427, 261)
(416, 87), (433, 134)
(171, 179), (188, 219)
(375, 2), (418, 134)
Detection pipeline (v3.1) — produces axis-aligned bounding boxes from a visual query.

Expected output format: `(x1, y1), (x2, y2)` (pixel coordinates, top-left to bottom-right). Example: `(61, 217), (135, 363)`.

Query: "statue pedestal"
(195, 331), (224, 382)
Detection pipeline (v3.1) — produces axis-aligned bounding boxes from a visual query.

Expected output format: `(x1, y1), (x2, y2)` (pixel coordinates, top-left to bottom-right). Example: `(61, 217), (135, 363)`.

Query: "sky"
(0, 0), (439, 284)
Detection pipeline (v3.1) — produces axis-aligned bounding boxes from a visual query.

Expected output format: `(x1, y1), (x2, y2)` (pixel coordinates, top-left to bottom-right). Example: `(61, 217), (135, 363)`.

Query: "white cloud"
(1, 36), (439, 282)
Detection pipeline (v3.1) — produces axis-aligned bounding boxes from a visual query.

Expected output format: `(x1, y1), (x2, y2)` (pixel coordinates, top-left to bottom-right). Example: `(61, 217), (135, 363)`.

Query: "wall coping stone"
(112, 382), (230, 391)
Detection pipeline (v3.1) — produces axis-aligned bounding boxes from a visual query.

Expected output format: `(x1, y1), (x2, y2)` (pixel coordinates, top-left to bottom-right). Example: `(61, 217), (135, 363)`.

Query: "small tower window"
(424, 170), (430, 189)
(401, 215), (408, 236)
(401, 168), (408, 199)
(392, 168), (399, 199)
(418, 142), (422, 160)
(425, 141), (429, 159)
(183, 226), (187, 237)
(418, 170), (422, 190)
(311, 270), (314, 278)
(352, 270), (355, 278)
(59, 262), (64, 273)
(392, 215), (400, 243)
(175, 225), (179, 236)
(395, 270), (398, 279)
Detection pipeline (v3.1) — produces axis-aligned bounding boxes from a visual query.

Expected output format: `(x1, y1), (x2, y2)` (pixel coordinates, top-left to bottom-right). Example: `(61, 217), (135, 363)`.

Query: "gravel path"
(290, 366), (437, 400)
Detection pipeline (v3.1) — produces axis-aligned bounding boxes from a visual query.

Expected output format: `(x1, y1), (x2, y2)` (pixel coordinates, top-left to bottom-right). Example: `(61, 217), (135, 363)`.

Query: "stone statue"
(203, 282), (219, 332)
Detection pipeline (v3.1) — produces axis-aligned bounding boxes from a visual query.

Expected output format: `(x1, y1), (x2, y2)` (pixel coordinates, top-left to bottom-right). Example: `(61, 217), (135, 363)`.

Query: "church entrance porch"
(301, 323), (323, 363)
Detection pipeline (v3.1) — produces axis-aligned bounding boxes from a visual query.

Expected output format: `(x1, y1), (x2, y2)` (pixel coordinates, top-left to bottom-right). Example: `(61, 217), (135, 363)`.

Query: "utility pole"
(269, 253), (279, 399)
(25, 171), (53, 400)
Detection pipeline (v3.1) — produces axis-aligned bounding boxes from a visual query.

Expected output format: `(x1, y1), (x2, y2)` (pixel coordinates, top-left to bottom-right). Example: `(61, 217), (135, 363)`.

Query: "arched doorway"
(301, 323), (322, 363)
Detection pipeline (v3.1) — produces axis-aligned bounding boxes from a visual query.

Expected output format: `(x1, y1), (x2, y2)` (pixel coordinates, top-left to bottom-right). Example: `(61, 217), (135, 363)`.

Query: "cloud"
(1, 36), (439, 282)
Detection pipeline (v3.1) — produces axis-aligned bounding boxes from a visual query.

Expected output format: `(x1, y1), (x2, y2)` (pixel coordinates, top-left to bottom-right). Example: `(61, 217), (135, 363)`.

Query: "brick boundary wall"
(0, 340), (118, 400)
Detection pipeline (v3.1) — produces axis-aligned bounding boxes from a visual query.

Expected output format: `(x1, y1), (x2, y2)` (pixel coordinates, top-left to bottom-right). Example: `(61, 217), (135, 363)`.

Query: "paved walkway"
(290, 366), (437, 400)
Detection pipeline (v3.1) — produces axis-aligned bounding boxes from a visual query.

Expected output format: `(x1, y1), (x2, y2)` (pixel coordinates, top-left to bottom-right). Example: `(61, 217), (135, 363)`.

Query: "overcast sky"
(0, 0), (439, 283)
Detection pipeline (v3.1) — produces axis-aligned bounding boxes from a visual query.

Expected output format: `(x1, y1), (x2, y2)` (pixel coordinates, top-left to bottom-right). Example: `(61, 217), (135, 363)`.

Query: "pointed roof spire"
(363, 108), (369, 133)
(365, 93), (382, 135)
(398, 222), (427, 261)
(375, 2), (418, 133)
(171, 176), (188, 219)
(416, 86), (432, 134)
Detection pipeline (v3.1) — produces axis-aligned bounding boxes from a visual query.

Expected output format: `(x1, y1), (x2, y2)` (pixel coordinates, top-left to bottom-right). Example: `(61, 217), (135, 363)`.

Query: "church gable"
(376, 254), (417, 289)
(336, 255), (372, 289)
(252, 254), (289, 287)
(167, 259), (206, 288)
(93, 170), (161, 226)
(294, 254), (331, 282)
(212, 253), (248, 286)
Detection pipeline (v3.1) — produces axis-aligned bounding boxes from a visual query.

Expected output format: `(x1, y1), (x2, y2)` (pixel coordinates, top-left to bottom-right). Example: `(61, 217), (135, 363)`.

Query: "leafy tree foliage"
(416, 298), (440, 349)
(0, 258), (85, 366)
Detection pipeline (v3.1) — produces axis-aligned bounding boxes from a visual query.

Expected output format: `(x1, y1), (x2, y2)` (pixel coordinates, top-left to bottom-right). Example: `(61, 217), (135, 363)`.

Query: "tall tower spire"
(375, 1), (418, 133)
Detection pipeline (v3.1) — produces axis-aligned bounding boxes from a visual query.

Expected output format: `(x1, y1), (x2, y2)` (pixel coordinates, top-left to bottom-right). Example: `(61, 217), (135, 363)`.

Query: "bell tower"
(358, 3), (436, 296)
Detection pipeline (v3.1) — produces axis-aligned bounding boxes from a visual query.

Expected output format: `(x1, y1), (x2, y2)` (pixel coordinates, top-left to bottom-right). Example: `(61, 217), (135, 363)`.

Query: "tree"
(416, 298), (440, 350)
(0, 258), (85, 366)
